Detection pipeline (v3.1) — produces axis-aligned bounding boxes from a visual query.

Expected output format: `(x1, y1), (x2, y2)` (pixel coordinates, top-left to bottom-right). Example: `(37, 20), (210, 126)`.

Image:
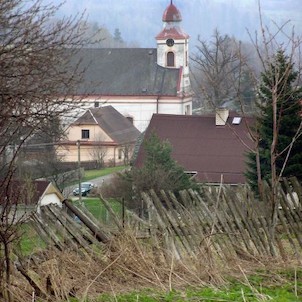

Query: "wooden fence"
(26, 177), (302, 262)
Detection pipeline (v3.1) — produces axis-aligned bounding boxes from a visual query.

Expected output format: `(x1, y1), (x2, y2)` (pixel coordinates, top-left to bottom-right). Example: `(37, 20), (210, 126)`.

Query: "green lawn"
(74, 197), (122, 222)
(68, 281), (302, 301)
(83, 166), (127, 182)
(17, 223), (46, 255)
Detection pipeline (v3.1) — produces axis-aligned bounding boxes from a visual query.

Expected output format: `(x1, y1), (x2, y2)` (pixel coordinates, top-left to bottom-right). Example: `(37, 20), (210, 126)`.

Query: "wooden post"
(63, 199), (110, 243)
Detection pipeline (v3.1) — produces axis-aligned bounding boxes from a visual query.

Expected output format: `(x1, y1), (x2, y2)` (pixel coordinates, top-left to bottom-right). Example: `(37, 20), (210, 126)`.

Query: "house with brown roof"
(66, 1), (193, 132)
(57, 106), (141, 166)
(1, 179), (64, 222)
(135, 109), (255, 185)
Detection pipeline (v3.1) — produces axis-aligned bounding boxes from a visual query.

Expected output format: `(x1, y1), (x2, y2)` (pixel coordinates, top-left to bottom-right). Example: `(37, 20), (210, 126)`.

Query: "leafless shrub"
(0, 0), (98, 299)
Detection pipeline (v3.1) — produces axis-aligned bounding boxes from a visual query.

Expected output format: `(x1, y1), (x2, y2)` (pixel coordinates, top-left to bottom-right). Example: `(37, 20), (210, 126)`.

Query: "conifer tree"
(246, 49), (302, 192)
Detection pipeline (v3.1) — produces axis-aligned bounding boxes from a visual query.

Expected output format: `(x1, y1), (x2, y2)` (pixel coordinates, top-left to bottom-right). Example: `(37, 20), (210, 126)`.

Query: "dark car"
(72, 182), (95, 196)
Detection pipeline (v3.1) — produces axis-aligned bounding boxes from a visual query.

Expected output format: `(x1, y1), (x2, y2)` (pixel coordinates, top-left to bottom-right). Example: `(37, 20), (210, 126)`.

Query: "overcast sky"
(40, 0), (302, 48)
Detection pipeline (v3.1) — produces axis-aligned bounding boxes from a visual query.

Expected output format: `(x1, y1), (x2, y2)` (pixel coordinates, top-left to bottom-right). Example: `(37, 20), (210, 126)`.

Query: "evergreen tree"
(113, 28), (123, 44)
(246, 49), (302, 192)
(103, 132), (197, 212)
(141, 132), (195, 192)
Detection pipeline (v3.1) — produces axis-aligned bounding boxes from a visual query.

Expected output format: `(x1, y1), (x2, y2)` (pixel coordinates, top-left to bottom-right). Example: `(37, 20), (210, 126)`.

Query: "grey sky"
(40, 0), (302, 48)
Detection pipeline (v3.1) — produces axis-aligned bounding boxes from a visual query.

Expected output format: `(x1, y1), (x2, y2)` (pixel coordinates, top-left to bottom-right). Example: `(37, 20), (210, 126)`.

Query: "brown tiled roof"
(0, 180), (50, 205)
(135, 113), (255, 184)
(73, 106), (141, 144)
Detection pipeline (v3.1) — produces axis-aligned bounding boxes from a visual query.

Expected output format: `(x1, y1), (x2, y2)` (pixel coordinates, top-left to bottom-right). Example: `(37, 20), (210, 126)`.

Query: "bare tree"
(245, 11), (302, 247)
(0, 0), (95, 299)
(89, 134), (108, 168)
(192, 3), (302, 252)
(120, 143), (133, 165)
(191, 29), (251, 110)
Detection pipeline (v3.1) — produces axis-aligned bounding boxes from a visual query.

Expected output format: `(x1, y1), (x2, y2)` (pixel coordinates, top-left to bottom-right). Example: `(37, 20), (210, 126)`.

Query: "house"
(66, 1), (193, 132)
(57, 106), (141, 165)
(0, 179), (64, 221)
(34, 180), (64, 213)
(134, 108), (255, 185)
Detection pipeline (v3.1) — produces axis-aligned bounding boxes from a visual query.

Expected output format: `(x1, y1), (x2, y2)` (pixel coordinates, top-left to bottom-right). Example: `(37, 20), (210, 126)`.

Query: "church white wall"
(105, 100), (188, 132)
(72, 96), (190, 132)
(157, 38), (188, 69)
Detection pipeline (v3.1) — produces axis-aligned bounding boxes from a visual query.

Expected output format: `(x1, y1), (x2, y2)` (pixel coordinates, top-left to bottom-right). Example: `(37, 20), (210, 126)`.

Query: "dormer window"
(167, 52), (175, 67)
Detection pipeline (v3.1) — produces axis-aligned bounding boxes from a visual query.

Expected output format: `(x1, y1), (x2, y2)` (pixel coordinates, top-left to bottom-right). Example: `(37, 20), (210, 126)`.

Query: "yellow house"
(56, 106), (141, 166)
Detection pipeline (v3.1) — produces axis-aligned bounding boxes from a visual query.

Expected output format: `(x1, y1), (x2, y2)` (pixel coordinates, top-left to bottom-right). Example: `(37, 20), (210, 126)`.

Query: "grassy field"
(82, 166), (126, 182)
(68, 275), (302, 302)
(18, 223), (46, 255)
(74, 267), (302, 301)
(94, 288), (302, 302)
(74, 197), (122, 221)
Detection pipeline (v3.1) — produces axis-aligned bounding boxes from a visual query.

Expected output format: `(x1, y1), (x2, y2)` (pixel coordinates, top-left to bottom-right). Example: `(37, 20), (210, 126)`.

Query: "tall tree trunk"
(255, 141), (264, 199)
(4, 241), (12, 302)
(269, 91), (278, 256)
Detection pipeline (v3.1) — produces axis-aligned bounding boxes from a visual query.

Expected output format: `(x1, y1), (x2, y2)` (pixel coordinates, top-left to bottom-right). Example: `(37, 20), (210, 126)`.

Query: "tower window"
(185, 51), (188, 66)
(167, 52), (175, 67)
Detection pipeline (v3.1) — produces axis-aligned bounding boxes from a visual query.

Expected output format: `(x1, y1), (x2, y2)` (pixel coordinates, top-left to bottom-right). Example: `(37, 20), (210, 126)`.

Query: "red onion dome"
(162, 1), (182, 22)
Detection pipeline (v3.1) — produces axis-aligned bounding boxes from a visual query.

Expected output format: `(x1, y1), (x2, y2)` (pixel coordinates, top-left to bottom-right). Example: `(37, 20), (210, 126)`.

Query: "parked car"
(73, 182), (95, 196)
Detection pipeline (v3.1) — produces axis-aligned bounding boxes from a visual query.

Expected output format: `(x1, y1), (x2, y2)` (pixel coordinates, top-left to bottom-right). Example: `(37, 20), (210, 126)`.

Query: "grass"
(82, 166), (126, 182)
(17, 223), (46, 255)
(68, 281), (302, 301)
(74, 197), (122, 221)
(65, 265), (302, 302)
(66, 165), (127, 187)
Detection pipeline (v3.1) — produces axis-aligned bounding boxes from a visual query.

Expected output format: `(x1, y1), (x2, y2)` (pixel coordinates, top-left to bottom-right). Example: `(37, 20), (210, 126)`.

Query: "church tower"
(156, 1), (191, 96)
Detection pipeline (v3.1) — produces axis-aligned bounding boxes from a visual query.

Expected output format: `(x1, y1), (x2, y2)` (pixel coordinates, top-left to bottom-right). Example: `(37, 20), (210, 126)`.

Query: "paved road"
(63, 173), (115, 198)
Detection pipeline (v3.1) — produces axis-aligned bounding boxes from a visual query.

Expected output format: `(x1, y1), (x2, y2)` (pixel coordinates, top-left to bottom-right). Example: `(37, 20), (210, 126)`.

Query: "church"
(70, 0), (193, 132)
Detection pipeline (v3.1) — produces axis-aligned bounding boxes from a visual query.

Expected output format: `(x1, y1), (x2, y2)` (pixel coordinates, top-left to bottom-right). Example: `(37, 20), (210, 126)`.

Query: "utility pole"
(77, 140), (82, 205)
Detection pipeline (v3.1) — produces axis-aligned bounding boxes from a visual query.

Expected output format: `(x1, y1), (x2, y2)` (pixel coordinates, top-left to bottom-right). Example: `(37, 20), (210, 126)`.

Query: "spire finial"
(171, 0), (173, 4)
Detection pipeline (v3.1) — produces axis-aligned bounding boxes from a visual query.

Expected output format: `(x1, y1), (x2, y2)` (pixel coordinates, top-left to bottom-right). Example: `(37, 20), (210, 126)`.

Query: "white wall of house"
(57, 144), (132, 165)
(39, 193), (62, 208)
(68, 124), (112, 142)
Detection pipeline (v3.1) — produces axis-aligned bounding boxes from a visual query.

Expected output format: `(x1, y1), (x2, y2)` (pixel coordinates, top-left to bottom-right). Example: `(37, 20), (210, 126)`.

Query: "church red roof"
(156, 27), (189, 40)
(157, 1), (189, 40)
(162, 1), (182, 22)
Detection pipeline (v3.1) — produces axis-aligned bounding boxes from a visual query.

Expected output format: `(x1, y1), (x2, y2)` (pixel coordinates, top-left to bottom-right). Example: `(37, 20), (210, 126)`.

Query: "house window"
(118, 149), (123, 160)
(81, 129), (90, 139)
(167, 52), (175, 67)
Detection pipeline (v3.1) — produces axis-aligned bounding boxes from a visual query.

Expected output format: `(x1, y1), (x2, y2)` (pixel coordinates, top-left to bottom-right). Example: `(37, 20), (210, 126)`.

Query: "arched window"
(167, 52), (175, 67)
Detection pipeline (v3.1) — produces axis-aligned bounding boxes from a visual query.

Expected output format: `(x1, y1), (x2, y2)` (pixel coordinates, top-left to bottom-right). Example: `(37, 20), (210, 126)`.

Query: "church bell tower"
(156, 0), (191, 96)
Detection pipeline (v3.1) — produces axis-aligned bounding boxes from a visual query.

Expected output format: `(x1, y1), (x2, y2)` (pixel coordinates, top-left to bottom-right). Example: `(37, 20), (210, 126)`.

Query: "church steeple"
(156, 1), (191, 96)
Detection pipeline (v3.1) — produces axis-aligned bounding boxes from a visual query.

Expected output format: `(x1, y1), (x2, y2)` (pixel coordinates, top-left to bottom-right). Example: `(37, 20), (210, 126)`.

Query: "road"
(63, 173), (115, 198)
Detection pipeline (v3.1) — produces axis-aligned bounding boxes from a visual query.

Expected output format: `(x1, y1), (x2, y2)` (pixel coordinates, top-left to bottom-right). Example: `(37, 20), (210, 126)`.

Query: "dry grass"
(8, 226), (301, 302)
(9, 229), (222, 301)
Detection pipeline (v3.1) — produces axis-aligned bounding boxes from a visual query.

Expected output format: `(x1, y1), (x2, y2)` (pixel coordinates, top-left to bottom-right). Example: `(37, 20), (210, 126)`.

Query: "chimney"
(215, 108), (229, 126)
